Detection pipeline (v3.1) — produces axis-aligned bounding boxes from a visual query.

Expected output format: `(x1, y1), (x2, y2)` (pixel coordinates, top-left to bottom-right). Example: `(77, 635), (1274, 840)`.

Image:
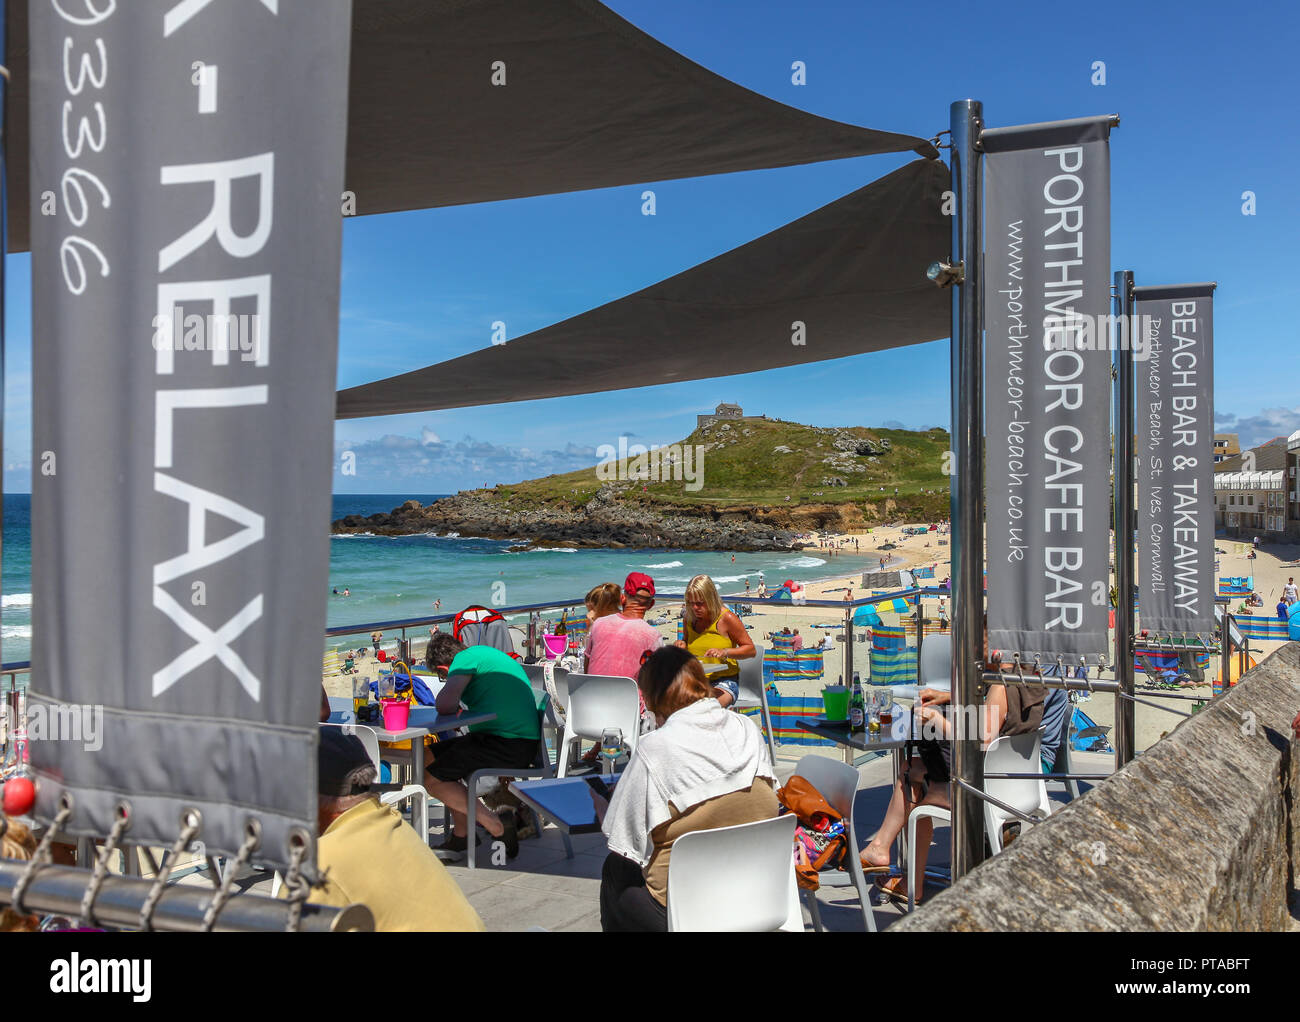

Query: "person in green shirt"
(422, 632), (541, 860)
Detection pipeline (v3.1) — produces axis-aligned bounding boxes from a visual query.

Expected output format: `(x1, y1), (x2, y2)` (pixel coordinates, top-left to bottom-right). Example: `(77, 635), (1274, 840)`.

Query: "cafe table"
(795, 708), (950, 895)
(327, 707), (497, 785)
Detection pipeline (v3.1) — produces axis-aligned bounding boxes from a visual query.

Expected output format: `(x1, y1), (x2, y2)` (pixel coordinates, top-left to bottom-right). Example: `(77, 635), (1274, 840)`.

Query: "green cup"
(822, 685), (849, 721)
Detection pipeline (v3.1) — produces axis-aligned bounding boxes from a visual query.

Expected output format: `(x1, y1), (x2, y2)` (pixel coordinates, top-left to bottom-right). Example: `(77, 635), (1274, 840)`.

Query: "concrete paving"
(147, 743), (1102, 931)
(433, 746), (1096, 932)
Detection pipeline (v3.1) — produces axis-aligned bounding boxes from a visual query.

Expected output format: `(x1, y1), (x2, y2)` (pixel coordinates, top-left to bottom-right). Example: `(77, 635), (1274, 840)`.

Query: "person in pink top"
(586, 572), (664, 680)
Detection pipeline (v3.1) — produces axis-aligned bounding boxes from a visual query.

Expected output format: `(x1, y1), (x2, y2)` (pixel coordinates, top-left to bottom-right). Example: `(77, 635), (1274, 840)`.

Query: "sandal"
(874, 875), (920, 906)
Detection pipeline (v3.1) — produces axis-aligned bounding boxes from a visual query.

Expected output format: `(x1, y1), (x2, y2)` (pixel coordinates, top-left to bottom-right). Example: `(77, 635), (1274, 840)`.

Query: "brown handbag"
(777, 776), (849, 891)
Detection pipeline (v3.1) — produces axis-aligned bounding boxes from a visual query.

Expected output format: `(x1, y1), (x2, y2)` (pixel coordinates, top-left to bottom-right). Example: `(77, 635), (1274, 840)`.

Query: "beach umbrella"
(1288, 601), (1300, 641)
(853, 606), (883, 627)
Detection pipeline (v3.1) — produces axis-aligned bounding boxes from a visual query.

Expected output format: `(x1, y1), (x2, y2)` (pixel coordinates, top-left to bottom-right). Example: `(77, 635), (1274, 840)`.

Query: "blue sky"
(5, 0), (1298, 493)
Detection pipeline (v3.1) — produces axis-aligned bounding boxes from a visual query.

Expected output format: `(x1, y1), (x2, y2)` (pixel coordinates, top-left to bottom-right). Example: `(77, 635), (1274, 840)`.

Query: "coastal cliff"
(331, 419), (950, 549)
(332, 489), (805, 550)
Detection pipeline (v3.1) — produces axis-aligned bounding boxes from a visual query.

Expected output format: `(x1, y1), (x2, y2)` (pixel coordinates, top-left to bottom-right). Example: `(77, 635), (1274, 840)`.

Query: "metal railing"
(322, 586), (938, 665)
(0, 858), (370, 931)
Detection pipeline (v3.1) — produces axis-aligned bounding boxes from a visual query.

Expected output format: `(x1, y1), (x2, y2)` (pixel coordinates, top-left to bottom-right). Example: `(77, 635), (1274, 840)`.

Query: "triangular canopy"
(3, 0), (936, 252)
(336, 158), (951, 418)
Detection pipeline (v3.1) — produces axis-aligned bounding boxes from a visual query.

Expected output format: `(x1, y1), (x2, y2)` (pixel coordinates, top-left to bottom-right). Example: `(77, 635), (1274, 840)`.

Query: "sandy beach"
(323, 523), (1299, 757)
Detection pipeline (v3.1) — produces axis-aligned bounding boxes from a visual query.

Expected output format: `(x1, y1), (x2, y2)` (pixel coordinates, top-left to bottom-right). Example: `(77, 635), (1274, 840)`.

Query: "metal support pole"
(1113, 271), (1136, 767)
(842, 608), (856, 763)
(949, 99), (985, 882)
(843, 605), (854, 683)
(1221, 612), (1232, 690)
(0, 0), (9, 671)
(915, 595), (925, 681)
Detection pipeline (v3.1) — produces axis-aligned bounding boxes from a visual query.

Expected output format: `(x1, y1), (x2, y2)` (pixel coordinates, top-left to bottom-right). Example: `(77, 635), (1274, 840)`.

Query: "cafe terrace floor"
(165, 745), (1113, 931)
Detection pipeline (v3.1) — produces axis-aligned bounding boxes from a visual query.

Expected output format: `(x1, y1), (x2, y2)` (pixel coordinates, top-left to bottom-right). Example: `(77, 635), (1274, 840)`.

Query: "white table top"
(371, 725), (429, 743)
(326, 708), (497, 736)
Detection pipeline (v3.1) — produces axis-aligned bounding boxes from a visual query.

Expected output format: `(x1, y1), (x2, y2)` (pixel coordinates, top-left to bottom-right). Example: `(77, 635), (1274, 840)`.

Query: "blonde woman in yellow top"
(675, 574), (756, 708)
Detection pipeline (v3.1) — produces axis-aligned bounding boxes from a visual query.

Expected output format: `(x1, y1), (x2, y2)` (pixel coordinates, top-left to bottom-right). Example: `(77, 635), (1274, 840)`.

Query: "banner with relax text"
(29, 0), (352, 868)
(1133, 284), (1216, 635)
(983, 116), (1115, 663)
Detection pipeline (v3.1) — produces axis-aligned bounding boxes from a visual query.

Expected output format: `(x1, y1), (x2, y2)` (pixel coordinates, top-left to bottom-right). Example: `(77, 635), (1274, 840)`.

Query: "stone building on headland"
(697, 402), (746, 429)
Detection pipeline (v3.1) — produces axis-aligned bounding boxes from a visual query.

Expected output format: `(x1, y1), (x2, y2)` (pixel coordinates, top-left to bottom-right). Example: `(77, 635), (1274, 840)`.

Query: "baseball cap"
(318, 728), (399, 797)
(624, 571), (656, 597)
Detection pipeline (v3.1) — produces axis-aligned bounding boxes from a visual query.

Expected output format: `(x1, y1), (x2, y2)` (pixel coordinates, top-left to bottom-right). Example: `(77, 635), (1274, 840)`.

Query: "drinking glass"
(600, 727), (624, 775)
(867, 692), (881, 734)
(878, 689), (894, 726)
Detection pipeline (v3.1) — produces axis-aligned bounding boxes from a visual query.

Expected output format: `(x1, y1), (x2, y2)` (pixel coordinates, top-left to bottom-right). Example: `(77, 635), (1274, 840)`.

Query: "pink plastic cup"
(380, 698), (410, 731)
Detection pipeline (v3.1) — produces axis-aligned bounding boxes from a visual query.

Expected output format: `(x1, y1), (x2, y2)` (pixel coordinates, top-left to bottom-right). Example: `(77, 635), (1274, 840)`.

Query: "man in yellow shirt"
(302, 728), (485, 931)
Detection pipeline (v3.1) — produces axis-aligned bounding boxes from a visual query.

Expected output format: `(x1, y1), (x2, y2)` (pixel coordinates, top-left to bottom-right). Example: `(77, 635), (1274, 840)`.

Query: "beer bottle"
(849, 673), (865, 734)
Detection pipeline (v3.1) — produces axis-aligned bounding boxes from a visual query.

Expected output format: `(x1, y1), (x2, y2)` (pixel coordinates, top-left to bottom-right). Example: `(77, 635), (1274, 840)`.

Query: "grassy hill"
(485, 418), (951, 524)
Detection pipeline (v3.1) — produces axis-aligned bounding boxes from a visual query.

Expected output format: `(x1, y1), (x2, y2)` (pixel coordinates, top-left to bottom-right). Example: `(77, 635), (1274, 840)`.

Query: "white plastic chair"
(791, 755), (877, 932)
(983, 729), (1051, 853)
(733, 644), (777, 769)
(905, 804), (951, 915)
(666, 814), (802, 931)
(902, 728), (1051, 912)
(918, 633), (952, 691)
(320, 722), (430, 845)
(555, 674), (640, 778)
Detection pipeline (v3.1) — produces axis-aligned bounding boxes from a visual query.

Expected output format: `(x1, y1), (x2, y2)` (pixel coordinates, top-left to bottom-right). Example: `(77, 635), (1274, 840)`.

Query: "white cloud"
(1215, 406), (1300, 449)
(335, 429), (600, 492)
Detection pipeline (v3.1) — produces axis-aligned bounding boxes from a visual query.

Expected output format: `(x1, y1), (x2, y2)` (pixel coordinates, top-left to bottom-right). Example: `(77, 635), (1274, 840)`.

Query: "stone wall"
(894, 642), (1300, 931)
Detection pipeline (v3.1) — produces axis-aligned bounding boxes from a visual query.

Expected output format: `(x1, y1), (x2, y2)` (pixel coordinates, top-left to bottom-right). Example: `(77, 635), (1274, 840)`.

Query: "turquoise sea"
(1, 493), (879, 663)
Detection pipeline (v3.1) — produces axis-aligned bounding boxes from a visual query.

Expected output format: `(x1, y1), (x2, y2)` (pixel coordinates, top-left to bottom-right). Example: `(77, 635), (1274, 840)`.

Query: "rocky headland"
(331, 486), (805, 551)
(331, 419), (950, 549)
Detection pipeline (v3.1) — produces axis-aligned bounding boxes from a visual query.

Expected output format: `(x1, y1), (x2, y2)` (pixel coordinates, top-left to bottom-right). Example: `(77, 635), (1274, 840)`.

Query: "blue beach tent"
(1289, 601), (1300, 640)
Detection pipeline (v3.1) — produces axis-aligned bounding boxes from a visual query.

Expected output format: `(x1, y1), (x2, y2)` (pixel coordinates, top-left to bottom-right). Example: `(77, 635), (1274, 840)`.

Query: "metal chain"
(11, 801), (73, 916)
(138, 815), (201, 932)
(281, 838), (313, 933)
(80, 808), (131, 926)
(200, 829), (259, 932)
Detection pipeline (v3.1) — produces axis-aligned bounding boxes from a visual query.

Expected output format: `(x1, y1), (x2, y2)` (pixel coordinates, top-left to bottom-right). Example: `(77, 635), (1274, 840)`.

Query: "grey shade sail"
(4, 0), (936, 253)
(336, 158), (952, 418)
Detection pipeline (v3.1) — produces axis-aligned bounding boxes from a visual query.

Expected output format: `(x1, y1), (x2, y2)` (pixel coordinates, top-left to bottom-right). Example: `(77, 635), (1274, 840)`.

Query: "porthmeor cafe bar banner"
(1134, 284), (1216, 635)
(28, 0), (353, 867)
(983, 117), (1114, 662)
